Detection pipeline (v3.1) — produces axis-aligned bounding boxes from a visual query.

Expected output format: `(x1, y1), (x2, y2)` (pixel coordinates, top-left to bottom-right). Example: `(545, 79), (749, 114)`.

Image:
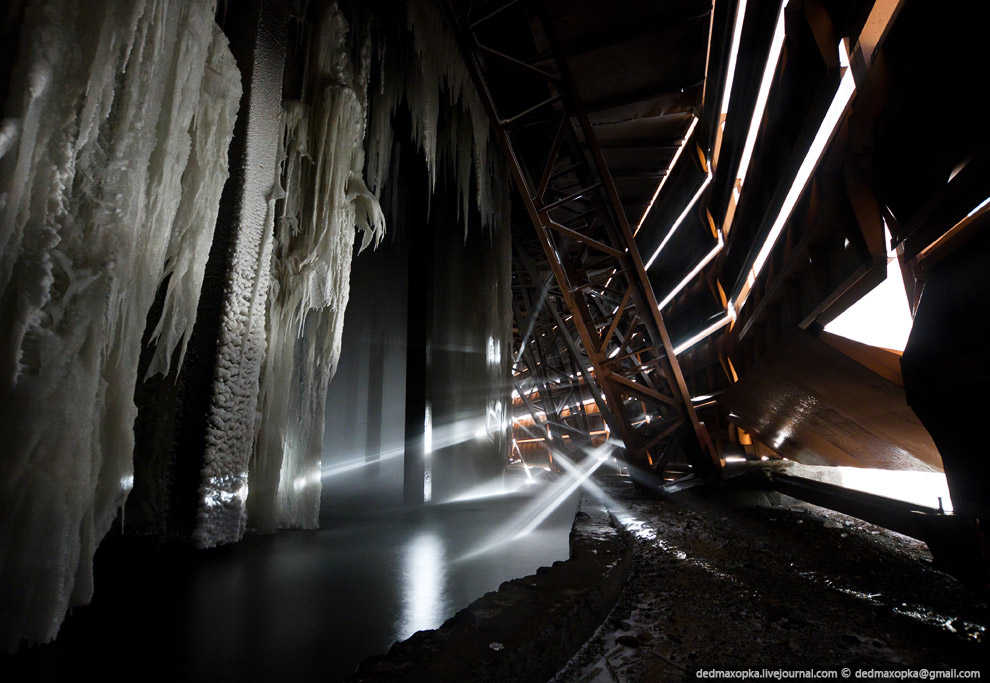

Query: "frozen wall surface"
(0, 0), (240, 650)
(249, 4), (386, 532)
(249, 0), (510, 531)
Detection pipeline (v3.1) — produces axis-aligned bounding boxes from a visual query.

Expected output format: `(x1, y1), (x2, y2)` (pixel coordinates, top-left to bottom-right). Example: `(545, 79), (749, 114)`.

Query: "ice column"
(0, 0), (240, 649)
(190, 0), (288, 549)
(249, 0), (510, 530)
(249, 4), (385, 531)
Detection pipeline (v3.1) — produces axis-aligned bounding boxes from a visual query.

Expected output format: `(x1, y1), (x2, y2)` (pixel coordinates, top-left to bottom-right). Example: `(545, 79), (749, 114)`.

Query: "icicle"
(249, 3), (386, 532)
(247, 0), (512, 531)
(364, 0), (505, 234)
(0, 0), (240, 651)
(146, 32), (242, 378)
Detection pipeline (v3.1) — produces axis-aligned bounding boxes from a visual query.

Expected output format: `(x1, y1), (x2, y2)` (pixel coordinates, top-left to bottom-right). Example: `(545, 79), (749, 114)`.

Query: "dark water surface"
(6, 483), (578, 682)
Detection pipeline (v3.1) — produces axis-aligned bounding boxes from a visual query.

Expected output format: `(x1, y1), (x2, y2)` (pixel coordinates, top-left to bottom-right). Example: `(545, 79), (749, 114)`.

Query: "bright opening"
(644, 171), (712, 270)
(837, 467), (952, 512)
(824, 226), (914, 352)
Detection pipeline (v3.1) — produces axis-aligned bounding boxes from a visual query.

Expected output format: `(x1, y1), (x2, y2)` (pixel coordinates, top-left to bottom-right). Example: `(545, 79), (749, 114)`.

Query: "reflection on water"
(9, 482), (579, 683)
(399, 531), (448, 640)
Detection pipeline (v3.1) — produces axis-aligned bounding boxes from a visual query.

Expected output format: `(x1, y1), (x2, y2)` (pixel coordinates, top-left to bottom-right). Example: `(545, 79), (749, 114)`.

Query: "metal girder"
(511, 254), (608, 464)
(515, 244), (619, 433)
(440, 0), (719, 473)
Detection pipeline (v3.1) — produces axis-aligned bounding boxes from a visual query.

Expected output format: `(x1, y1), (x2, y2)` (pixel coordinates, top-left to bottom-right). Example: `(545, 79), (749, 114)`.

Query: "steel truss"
(440, 0), (720, 474)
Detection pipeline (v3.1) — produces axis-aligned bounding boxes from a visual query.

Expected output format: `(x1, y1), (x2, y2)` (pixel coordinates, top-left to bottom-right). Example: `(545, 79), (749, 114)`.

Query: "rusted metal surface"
(440, 0), (719, 473)
(721, 330), (941, 472)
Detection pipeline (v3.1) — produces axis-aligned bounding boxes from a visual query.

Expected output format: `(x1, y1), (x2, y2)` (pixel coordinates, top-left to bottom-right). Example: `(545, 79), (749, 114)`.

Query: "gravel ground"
(551, 473), (989, 682)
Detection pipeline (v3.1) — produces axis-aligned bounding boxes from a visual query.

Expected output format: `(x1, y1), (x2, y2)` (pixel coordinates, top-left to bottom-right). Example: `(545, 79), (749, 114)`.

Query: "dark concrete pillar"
(365, 333), (386, 479)
(130, 0), (289, 542)
(902, 229), (990, 521)
(901, 228), (990, 588)
(403, 210), (434, 505)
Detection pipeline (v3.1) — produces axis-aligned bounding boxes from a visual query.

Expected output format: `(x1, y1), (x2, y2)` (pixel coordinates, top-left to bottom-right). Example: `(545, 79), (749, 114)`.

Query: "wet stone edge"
(347, 494), (632, 683)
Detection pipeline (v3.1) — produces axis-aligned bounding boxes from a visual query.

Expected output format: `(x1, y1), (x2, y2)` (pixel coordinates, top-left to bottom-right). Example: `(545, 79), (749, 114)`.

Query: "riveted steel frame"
(439, 0), (719, 472)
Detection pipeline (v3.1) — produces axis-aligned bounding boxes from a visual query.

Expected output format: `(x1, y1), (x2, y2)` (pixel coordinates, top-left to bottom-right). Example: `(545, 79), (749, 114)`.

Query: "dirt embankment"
(553, 474), (988, 682)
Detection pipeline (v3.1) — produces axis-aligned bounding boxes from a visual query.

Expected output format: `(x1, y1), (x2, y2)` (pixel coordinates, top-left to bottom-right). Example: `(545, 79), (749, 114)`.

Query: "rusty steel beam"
(512, 262), (566, 446)
(514, 245), (620, 433)
(439, 0), (719, 474)
(535, 2), (720, 473)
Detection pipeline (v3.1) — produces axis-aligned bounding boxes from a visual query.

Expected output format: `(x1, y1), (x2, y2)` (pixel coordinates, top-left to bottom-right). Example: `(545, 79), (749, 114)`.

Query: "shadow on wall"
(322, 238), (409, 512)
(320, 149), (512, 513)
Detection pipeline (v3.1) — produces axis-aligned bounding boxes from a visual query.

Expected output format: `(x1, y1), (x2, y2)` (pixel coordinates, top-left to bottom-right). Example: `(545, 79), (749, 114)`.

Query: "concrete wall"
(322, 238), (410, 510)
(324, 144), (512, 510)
(430, 200), (512, 501)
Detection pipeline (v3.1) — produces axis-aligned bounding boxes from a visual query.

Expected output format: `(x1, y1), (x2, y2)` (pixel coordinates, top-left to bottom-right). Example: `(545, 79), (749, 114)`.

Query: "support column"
(162, 0), (289, 544)
(403, 212), (434, 505)
(902, 230), (990, 520)
(365, 333), (386, 480)
(901, 228), (990, 588)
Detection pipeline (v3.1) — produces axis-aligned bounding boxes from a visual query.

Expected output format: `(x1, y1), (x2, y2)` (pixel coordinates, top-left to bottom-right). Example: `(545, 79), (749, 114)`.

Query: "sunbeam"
(321, 446), (405, 479)
(458, 441), (616, 561)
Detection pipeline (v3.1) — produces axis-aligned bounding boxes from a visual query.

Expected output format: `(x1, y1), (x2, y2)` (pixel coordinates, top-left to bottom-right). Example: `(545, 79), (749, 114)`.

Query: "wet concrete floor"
(5, 482), (579, 682)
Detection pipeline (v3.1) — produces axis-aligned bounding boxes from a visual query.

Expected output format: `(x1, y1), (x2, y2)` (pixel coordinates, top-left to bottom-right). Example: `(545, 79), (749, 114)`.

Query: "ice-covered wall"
(248, 4), (386, 532)
(0, 0), (240, 650)
(0, 0), (511, 652)
(248, 0), (508, 530)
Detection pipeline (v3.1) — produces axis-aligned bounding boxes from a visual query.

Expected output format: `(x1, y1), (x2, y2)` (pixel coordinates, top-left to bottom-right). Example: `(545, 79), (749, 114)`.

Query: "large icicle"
(0, 0), (239, 650)
(249, 4), (385, 532)
(247, 0), (510, 531)
(365, 0), (506, 235)
(147, 34), (243, 378)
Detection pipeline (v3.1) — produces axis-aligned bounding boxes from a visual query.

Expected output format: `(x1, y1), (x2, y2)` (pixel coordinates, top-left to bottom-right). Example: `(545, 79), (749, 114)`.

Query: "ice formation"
(249, 5), (386, 532)
(147, 33), (243, 378)
(190, 36), (281, 546)
(365, 0), (507, 234)
(0, 0), (511, 651)
(248, 0), (509, 532)
(0, 0), (240, 650)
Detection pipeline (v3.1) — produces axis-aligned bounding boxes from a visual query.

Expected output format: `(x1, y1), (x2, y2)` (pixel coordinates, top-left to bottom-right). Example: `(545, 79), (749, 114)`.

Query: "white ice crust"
(250, 5), (386, 532)
(248, 0), (509, 532)
(0, 0), (240, 650)
(0, 0), (511, 651)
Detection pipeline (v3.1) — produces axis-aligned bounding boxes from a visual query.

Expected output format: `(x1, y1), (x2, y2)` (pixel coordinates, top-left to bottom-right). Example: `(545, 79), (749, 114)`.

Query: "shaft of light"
(321, 447), (404, 478)
(458, 446), (611, 561)
(634, 116), (699, 236)
(644, 172), (712, 270)
(514, 275), (553, 364)
(511, 455), (607, 540)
